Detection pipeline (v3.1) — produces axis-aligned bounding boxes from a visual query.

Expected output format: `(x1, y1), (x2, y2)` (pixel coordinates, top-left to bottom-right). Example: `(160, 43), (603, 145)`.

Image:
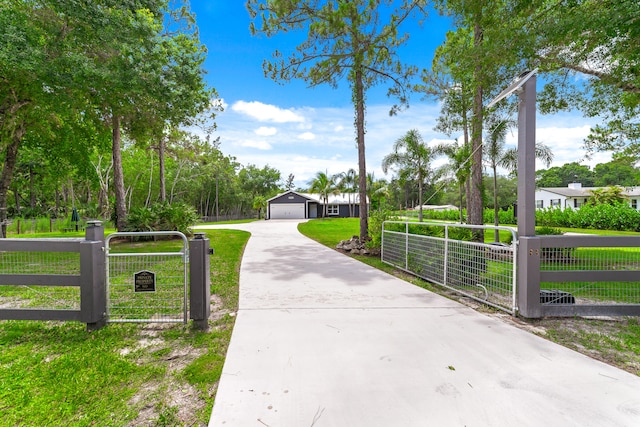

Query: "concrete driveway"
(198, 220), (640, 427)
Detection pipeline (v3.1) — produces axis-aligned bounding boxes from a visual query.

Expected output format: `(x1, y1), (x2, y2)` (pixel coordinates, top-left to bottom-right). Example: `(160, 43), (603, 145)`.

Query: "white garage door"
(270, 203), (305, 219)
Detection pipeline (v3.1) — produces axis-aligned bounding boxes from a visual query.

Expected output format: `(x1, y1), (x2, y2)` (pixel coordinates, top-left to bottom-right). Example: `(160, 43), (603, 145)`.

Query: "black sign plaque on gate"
(134, 270), (156, 292)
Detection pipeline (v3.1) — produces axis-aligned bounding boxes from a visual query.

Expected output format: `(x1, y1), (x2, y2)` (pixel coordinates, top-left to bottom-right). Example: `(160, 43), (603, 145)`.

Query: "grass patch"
(298, 217), (360, 247)
(0, 228), (250, 426)
(0, 322), (157, 426)
(537, 317), (640, 375)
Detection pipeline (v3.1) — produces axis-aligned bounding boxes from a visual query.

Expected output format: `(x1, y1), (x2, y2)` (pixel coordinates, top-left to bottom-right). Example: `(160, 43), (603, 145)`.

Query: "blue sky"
(190, 1), (610, 189)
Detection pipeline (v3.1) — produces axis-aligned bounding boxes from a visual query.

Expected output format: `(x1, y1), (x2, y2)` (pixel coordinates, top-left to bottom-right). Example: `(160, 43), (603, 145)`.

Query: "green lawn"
(298, 217), (360, 247)
(0, 228), (250, 426)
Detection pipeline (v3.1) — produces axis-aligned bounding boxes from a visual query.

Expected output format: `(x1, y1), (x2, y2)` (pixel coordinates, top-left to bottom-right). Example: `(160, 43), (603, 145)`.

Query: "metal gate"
(105, 231), (188, 323)
(382, 221), (518, 314)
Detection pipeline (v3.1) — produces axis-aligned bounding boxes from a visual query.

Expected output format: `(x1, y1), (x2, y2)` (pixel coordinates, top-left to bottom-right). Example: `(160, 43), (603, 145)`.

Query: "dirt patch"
(124, 321), (213, 426)
(463, 298), (640, 377)
(127, 379), (206, 427)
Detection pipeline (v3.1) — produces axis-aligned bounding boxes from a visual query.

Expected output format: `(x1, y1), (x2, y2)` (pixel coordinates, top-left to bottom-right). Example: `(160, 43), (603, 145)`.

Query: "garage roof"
(268, 190), (368, 204)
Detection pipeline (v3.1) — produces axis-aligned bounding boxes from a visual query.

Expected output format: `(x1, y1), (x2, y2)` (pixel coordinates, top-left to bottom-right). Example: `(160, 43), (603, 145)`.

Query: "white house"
(535, 183), (640, 210)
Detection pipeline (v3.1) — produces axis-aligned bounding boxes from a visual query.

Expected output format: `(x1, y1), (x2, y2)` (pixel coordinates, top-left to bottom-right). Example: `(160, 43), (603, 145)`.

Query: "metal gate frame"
(381, 221), (518, 314)
(105, 231), (189, 323)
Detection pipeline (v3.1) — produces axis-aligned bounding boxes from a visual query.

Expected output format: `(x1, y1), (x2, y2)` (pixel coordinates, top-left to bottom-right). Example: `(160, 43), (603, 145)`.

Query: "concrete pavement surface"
(199, 220), (640, 427)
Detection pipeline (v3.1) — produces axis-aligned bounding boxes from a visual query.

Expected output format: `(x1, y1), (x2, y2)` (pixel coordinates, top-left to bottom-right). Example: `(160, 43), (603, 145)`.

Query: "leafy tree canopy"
(536, 162), (595, 188)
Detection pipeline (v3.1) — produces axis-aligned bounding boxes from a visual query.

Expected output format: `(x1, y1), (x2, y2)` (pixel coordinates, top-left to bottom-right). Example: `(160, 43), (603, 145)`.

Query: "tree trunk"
(462, 88), (471, 222)
(459, 182), (464, 223)
(0, 123), (25, 237)
(145, 151), (154, 207)
(493, 163), (500, 242)
(112, 114), (127, 231)
(54, 188), (60, 217)
(29, 164), (36, 210)
(469, 20), (485, 242)
(355, 67), (368, 240)
(14, 185), (21, 215)
(159, 136), (166, 203)
(418, 173), (424, 222)
(215, 174), (219, 221)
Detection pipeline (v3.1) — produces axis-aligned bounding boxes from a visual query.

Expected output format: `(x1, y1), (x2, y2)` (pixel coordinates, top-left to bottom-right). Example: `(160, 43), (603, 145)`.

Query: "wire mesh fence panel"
(407, 234), (445, 284)
(106, 233), (188, 323)
(540, 245), (640, 305)
(381, 230), (406, 268)
(0, 250), (81, 310)
(0, 250), (81, 275)
(0, 285), (80, 310)
(382, 222), (517, 314)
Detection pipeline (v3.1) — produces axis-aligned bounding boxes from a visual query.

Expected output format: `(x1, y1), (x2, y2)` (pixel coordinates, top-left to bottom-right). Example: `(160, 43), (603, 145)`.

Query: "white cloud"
(213, 100), (610, 189)
(298, 132), (315, 140)
(211, 98), (228, 110)
(239, 140), (272, 150)
(254, 126), (277, 136)
(231, 100), (305, 123)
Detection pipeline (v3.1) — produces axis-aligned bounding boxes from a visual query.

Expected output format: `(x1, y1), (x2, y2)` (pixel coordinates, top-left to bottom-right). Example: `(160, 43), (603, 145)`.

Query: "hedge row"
(412, 203), (640, 232)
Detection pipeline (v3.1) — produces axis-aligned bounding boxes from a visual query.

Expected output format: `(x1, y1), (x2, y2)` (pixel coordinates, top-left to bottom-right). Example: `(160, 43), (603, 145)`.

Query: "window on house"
(632, 199), (638, 210)
(551, 199), (560, 207)
(327, 205), (339, 215)
(535, 200), (543, 209)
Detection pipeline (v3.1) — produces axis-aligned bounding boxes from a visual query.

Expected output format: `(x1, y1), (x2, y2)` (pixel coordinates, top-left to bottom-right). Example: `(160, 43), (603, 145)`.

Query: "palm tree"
(485, 117), (554, 241)
(366, 172), (389, 211)
(252, 195), (267, 219)
(307, 171), (336, 217)
(337, 168), (358, 217)
(433, 139), (472, 223)
(382, 129), (434, 222)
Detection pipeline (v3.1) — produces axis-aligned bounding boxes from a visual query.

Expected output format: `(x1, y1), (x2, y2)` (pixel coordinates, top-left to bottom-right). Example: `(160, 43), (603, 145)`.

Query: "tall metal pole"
(517, 74), (542, 318)
(517, 75), (537, 237)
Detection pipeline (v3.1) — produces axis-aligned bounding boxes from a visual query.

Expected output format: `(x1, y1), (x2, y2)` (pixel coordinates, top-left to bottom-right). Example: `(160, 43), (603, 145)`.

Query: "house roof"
(267, 190), (369, 204)
(537, 187), (598, 197)
(537, 186), (640, 197)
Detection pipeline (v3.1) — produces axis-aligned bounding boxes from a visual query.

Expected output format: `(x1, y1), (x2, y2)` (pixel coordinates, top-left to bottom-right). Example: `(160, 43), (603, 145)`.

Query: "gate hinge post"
(190, 233), (211, 330)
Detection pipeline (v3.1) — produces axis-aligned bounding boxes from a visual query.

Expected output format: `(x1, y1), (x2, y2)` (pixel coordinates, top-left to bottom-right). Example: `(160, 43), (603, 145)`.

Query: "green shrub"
(125, 206), (157, 232)
(447, 226), (473, 241)
(484, 206), (516, 224)
(536, 203), (640, 232)
(125, 203), (199, 235)
(419, 208), (463, 221)
(408, 223), (444, 237)
(535, 226), (564, 235)
(367, 208), (399, 249)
